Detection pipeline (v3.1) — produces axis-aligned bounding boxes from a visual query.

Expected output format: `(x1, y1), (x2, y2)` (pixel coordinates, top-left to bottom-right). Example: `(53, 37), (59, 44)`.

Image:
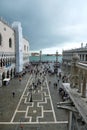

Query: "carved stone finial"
(72, 53), (79, 62)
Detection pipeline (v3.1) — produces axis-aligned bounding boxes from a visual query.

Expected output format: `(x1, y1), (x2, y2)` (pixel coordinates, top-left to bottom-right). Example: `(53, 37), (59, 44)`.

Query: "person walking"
(12, 92), (15, 98)
(19, 76), (22, 81)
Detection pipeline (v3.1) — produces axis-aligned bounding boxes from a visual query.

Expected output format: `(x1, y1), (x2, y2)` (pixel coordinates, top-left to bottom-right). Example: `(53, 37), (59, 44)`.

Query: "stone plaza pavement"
(0, 70), (68, 130)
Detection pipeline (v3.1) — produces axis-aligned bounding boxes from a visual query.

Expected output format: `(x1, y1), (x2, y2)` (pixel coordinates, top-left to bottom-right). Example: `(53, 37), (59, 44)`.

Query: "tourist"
(19, 76), (22, 81)
(12, 92), (15, 98)
(49, 81), (51, 85)
(20, 124), (24, 130)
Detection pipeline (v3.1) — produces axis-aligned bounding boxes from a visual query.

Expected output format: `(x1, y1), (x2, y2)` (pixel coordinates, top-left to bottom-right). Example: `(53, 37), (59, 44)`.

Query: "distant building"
(31, 52), (39, 56)
(23, 37), (30, 66)
(62, 43), (87, 74)
(0, 18), (29, 86)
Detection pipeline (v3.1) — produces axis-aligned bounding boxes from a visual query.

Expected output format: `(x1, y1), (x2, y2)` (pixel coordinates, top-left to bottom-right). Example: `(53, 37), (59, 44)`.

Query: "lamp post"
(40, 50), (42, 63)
(55, 51), (58, 74)
(56, 51), (58, 63)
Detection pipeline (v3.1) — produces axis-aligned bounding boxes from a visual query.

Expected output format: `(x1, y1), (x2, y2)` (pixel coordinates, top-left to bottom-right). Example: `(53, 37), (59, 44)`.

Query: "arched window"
(9, 38), (12, 48)
(0, 34), (2, 46)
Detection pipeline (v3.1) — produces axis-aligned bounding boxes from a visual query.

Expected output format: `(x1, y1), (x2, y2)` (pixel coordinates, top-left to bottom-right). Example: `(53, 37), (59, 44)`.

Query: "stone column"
(78, 70), (82, 93)
(81, 54), (82, 61)
(56, 51), (58, 63)
(82, 71), (87, 98)
(70, 53), (79, 88)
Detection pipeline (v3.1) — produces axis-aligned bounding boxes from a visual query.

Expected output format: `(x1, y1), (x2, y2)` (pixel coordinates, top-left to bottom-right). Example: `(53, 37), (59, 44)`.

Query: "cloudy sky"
(0, 0), (87, 54)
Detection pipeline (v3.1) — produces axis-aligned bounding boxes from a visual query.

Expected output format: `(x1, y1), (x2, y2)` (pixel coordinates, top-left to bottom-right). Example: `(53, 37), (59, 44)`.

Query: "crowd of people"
(29, 62), (70, 102)
(13, 62), (69, 103)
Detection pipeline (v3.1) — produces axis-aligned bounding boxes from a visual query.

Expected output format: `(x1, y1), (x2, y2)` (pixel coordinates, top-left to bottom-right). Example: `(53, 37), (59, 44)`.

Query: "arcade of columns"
(64, 53), (87, 98)
(71, 53), (87, 98)
(62, 53), (87, 130)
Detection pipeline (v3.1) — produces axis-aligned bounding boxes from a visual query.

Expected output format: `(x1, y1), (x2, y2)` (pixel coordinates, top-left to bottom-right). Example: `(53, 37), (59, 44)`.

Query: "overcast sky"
(0, 0), (87, 54)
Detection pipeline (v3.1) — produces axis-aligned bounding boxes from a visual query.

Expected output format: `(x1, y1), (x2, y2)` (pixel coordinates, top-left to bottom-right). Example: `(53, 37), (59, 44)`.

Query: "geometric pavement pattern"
(11, 73), (56, 123)
(11, 68), (57, 123)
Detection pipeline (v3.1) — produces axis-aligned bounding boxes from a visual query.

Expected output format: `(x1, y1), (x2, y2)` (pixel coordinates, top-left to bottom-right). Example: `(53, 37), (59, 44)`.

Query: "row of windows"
(63, 54), (87, 62)
(0, 34), (29, 51)
(0, 58), (15, 67)
(79, 54), (87, 61)
(0, 34), (12, 48)
(24, 45), (28, 52)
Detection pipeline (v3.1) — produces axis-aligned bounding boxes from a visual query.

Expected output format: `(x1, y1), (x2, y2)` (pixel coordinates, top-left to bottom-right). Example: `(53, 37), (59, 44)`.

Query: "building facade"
(62, 44), (87, 74)
(62, 47), (87, 129)
(0, 18), (29, 86)
(23, 37), (30, 66)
